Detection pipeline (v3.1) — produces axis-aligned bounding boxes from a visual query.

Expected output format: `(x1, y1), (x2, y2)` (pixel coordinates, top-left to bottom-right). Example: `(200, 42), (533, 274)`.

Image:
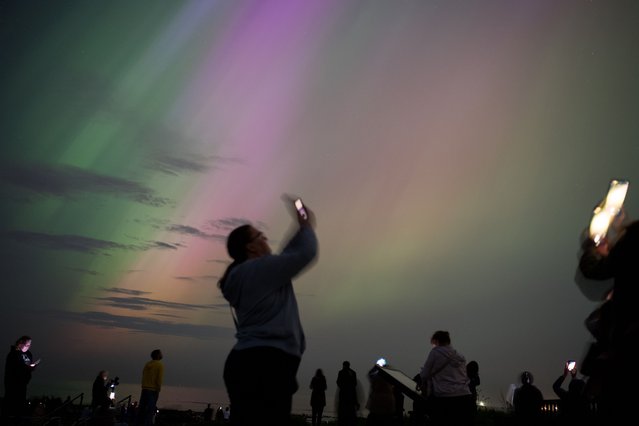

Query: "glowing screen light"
(376, 358), (387, 367)
(589, 179), (629, 244)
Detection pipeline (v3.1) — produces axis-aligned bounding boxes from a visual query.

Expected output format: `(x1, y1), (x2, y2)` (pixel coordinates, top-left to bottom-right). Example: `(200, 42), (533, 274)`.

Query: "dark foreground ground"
(0, 407), (577, 426)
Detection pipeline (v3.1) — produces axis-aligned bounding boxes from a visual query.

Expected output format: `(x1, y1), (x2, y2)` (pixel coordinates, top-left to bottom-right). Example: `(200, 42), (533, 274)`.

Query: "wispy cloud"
(166, 224), (225, 241)
(0, 162), (170, 206)
(1, 230), (138, 254)
(57, 310), (230, 340)
(1, 230), (184, 254)
(174, 275), (219, 283)
(209, 217), (254, 231)
(147, 153), (244, 176)
(95, 295), (217, 312)
(102, 287), (151, 296)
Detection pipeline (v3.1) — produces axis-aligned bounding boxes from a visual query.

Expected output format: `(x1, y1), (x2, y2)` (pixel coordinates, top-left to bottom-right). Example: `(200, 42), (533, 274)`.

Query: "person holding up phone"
(219, 198), (318, 426)
(579, 200), (639, 423)
(552, 362), (588, 425)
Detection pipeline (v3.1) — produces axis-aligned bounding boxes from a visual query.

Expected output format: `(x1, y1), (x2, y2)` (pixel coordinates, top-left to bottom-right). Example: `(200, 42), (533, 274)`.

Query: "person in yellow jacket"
(137, 349), (163, 425)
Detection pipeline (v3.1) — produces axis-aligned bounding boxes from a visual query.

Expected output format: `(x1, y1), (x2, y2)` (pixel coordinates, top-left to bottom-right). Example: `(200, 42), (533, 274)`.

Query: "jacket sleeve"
(254, 226), (318, 287)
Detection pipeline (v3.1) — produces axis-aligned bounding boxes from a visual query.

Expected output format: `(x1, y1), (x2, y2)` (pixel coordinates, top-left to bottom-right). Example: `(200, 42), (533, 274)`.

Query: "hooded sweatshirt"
(222, 226), (318, 358)
(420, 345), (471, 397)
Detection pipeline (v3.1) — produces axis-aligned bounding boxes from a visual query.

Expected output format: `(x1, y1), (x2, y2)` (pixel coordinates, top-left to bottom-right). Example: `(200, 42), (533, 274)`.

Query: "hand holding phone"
(294, 198), (308, 220)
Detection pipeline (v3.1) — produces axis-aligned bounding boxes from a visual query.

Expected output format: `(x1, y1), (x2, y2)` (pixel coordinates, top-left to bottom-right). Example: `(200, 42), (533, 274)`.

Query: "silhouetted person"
(552, 363), (590, 425)
(466, 360), (480, 417)
(3, 335), (39, 419)
(420, 331), (473, 426)
(578, 210), (639, 424)
(203, 403), (213, 422)
(137, 349), (164, 426)
(337, 361), (359, 426)
(219, 199), (318, 426)
(366, 365), (395, 426)
(215, 406), (225, 422)
(91, 370), (113, 413)
(310, 369), (327, 426)
(512, 371), (543, 426)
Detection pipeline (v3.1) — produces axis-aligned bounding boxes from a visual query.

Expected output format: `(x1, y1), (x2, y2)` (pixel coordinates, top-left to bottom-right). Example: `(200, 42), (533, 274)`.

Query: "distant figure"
(223, 406), (230, 422)
(219, 199), (318, 426)
(91, 370), (113, 413)
(512, 371), (543, 426)
(365, 365), (395, 426)
(578, 209), (639, 423)
(137, 349), (164, 426)
(310, 369), (327, 426)
(420, 331), (473, 426)
(337, 361), (359, 426)
(466, 360), (480, 416)
(203, 403), (213, 422)
(552, 363), (590, 425)
(215, 406), (225, 423)
(2, 335), (39, 419)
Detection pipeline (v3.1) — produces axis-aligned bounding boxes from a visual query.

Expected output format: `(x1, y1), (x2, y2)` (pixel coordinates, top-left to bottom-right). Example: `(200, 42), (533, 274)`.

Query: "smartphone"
(589, 179), (630, 244)
(567, 360), (576, 371)
(294, 198), (308, 220)
(604, 179), (629, 214)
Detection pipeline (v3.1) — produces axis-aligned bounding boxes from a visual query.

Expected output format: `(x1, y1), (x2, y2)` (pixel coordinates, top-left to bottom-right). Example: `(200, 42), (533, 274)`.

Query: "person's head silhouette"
(521, 371), (534, 385)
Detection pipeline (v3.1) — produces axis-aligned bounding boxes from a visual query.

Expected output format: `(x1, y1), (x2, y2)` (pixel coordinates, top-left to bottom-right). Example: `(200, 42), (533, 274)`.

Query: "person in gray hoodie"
(219, 199), (318, 426)
(420, 330), (474, 426)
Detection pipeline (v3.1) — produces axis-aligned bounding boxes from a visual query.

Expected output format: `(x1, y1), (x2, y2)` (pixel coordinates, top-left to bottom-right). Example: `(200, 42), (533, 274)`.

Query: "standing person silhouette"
(466, 360), (480, 418)
(337, 361), (359, 426)
(310, 369), (327, 426)
(219, 198), (318, 426)
(419, 331), (473, 426)
(137, 349), (163, 426)
(512, 371), (543, 426)
(2, 335), (39, 419)
(578, 206), (639, 424)
(365, 365), (395, 426)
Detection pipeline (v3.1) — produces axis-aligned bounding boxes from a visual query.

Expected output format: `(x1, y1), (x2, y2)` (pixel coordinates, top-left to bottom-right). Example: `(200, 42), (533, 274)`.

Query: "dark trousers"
(428, 394), (474, 426)
(311, 405), (324, 426)
(224, 347), (301, 426)
(2, 384), (27, 418)
(137, 389), (159, 426)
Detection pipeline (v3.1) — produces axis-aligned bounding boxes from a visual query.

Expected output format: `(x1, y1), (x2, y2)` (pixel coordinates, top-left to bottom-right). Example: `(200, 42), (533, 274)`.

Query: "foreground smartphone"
(294, 198), (308, 220)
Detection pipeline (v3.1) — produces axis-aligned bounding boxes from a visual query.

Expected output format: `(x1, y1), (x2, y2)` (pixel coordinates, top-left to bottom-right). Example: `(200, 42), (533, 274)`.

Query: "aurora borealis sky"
(1, 0), (639, 414)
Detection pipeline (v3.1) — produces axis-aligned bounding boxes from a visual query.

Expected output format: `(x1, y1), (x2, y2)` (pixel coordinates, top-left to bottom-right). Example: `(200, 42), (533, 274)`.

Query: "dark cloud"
(95, 295), (217, 312)
(1, 230), (138, 254)
(102, 287), (151, 296)
(57, 310), (229, 340)
(148, 240), (182, 250)
(166, 224), (225, 241)
(1, 230), (183, 254)
(174, 275), (219, 283)
(0, 162), (170, 206)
